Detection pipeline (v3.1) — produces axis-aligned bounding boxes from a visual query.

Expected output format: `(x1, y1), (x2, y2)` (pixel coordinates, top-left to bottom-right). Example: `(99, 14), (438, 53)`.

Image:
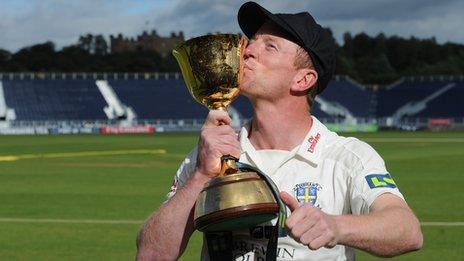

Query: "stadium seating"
(318, 80), (373, 118)
(1, 75), (462, 124)
(109, 79), (257, 120)
(2, 79), (107, 120)
(414, 81), (464, 117)
(311, 102), (333, 119)
(375, 81), (448, 117)
(109, 79), (203, 119)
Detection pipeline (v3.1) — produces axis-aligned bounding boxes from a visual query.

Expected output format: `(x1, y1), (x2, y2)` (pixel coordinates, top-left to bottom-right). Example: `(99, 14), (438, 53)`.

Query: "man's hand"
(196, 110), (240, 178)
(280, 191), (340, 250)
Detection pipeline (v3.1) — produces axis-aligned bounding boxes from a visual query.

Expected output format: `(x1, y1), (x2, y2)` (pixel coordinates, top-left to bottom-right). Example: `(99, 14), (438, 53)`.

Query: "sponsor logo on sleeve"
(365, 173), (397, 189)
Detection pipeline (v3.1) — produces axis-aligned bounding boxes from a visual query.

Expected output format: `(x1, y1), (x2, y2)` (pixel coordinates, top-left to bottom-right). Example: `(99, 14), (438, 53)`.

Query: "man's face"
(241, 21), (301, 101)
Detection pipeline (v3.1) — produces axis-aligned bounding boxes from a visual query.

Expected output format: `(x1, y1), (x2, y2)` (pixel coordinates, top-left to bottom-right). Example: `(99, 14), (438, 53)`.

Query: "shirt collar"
(239, 123), (262, 168)
(239, 116), (331, 168)
(294, 116), (330, 166)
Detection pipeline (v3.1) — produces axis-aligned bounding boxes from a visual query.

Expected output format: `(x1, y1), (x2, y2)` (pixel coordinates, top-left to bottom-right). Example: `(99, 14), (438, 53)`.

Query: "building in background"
(110, 30), (184, 57)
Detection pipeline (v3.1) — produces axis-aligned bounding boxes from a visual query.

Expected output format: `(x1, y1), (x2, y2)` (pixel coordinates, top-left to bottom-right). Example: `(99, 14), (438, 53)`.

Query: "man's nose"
(244, 40), (257, 59)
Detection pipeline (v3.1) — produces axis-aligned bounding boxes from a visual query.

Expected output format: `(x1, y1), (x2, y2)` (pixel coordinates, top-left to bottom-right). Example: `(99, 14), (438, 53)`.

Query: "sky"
(0, 0), (463, 52)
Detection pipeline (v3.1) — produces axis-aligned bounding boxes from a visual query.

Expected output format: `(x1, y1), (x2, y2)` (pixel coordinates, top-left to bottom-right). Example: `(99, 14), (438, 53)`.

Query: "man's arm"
(136, 110), (240, 260)
(136, 171), (209, 260)
(335, 193), (423, 256)
(281, 192), (423, 257)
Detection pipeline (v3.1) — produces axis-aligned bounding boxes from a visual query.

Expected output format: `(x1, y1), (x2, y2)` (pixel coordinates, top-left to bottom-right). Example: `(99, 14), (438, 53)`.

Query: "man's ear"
(291, 68), (318, 93)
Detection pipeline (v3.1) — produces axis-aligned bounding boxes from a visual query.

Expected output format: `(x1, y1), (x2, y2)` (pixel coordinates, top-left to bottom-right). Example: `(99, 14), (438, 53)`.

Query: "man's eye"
(266, 43), (277, 50)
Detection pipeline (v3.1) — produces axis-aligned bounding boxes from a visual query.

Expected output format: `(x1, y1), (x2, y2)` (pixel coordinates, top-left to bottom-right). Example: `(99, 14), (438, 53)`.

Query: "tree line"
(0, 31), (463, 84)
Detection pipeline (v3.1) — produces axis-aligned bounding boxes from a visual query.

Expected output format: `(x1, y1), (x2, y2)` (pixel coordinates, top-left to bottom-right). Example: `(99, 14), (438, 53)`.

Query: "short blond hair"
(294, 46), (318, 107)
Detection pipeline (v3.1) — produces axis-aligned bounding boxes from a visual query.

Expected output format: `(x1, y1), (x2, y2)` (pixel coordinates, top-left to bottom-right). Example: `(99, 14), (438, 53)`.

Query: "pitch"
(0, 131), (463, 260)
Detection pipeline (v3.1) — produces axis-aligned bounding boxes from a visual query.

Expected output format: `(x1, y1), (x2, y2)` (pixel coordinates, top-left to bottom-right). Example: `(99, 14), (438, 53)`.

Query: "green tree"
(94, 35), (108, 55)
(0, 49), (11, 70)
(77, 34), (93, 54)
(9, 42), (56, 71)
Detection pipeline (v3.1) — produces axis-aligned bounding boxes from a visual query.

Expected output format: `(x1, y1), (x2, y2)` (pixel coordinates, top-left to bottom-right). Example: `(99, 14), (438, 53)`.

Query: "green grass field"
(0, 132), (463, 260)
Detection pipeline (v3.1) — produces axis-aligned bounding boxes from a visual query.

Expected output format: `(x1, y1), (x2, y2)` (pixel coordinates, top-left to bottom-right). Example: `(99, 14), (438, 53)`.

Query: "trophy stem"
(220, 156), (238, 176)
(216, 106), (239, 176)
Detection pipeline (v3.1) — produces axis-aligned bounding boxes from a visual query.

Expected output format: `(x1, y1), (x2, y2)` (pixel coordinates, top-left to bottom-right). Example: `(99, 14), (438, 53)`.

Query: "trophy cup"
(173, 34), (286, 233)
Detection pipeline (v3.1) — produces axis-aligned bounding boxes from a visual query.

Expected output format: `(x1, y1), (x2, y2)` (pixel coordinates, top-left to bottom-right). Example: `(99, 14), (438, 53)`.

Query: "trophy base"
(195, 203), (279, 232)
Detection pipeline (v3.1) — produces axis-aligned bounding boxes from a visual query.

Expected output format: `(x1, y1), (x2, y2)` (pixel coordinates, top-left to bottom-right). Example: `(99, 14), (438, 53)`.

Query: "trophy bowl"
(173, 34), (245, 110)
(173, 34), (283, 232)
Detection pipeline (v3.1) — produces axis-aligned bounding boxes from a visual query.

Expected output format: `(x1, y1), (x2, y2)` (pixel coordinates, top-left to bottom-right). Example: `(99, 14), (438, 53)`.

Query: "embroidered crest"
(293, 182), (322, 206)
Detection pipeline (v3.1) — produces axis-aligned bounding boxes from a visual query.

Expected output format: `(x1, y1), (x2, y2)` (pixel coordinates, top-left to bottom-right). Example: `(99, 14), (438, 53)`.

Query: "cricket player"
(136, 2), (423, 260)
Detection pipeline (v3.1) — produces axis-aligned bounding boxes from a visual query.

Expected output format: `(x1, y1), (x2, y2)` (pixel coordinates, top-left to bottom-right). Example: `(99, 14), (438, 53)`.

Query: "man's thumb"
(280, 191), (300, 212)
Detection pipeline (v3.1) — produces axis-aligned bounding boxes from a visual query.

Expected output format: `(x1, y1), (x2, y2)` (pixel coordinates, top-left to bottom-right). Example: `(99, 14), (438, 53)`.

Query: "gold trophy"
(173, 34), (286, 232)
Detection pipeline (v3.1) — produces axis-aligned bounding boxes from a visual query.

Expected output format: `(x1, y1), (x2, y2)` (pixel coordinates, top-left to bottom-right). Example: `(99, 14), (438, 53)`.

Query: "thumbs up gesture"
(280, 191), (341, 250)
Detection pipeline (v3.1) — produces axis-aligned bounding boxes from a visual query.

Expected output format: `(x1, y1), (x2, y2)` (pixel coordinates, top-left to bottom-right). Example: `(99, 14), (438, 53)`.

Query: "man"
(136, 2), (423, 260)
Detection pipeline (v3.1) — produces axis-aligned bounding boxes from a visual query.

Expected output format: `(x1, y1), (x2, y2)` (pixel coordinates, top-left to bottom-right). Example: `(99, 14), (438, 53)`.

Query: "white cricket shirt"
(167, 116), (404, 260)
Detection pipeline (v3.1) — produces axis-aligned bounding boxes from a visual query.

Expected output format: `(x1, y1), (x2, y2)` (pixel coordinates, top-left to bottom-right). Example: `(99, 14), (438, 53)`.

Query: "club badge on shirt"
(293, 182), (322, 207)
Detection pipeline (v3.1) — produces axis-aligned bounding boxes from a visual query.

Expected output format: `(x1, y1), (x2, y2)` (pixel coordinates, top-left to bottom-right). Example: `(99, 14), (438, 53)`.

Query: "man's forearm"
(136, 171), (210, 260)
(335, 205), (423, 257)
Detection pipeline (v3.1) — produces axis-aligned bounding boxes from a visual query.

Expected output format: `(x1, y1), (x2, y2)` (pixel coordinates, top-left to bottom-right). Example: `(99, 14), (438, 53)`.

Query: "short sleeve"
(165, 147), (198, 202)
(349, 141), (404, 215)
